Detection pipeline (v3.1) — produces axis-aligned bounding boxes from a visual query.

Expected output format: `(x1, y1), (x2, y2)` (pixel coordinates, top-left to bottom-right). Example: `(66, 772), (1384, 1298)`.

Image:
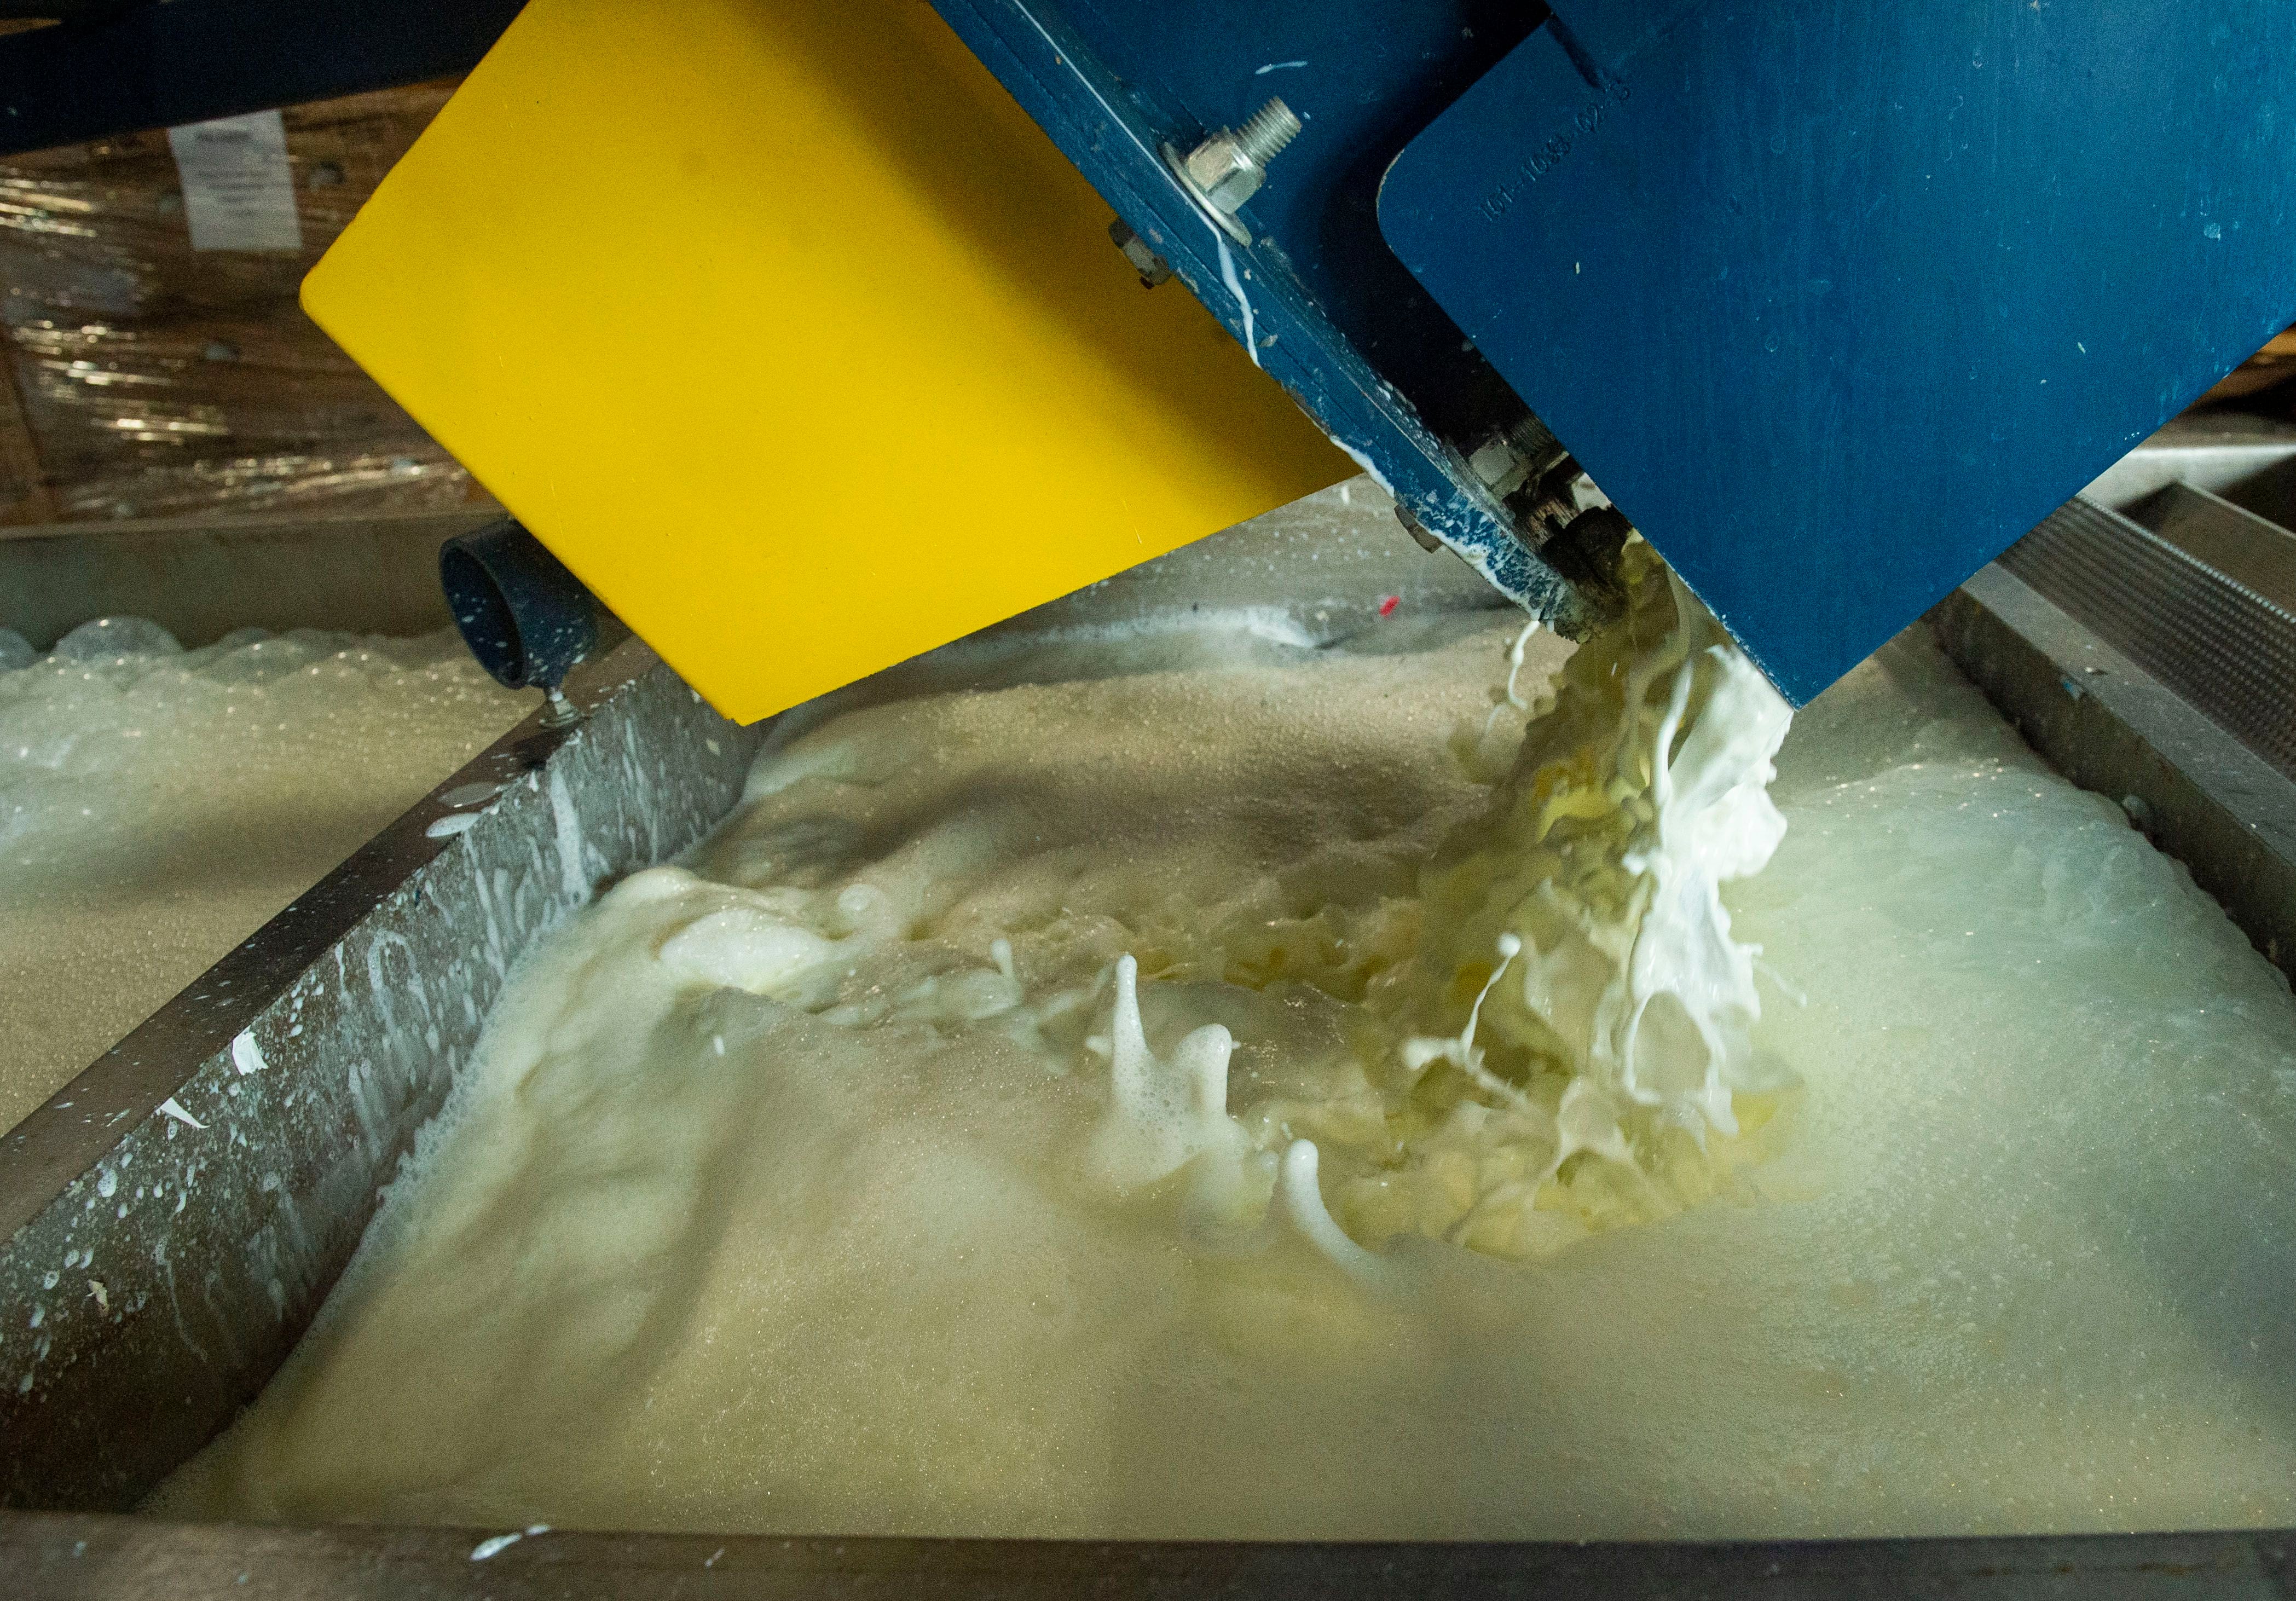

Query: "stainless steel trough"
(3, 460), (2295, 1598)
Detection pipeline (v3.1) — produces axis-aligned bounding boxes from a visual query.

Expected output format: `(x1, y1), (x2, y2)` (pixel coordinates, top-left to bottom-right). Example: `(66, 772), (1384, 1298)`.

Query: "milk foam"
(153, 549), (2296, 1541)
(0, 621), (525, 1129)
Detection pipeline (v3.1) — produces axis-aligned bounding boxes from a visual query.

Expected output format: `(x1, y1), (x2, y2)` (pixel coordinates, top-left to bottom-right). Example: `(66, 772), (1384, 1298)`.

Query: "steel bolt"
(1231, 99), (1303, 165)
(1107, 217), (1173, 287)
(1166, 97), (1302, 243)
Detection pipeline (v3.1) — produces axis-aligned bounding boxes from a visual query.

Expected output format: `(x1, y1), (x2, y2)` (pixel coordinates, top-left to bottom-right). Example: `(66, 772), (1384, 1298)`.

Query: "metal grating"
(2124, 481), (2296, 612)
(2000, 495), (2296, 779)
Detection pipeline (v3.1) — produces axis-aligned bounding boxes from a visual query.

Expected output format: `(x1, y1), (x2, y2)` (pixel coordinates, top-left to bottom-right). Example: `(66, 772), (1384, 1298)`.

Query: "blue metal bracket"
(927, 0), (1580, 627)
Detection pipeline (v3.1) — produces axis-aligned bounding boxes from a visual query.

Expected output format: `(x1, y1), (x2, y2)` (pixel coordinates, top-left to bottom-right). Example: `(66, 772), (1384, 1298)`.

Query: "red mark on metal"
(1378, 595), (1400, 617)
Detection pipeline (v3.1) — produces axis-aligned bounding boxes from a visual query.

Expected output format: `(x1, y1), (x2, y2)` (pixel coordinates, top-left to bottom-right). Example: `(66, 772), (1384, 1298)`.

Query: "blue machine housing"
(1381, 0), (2296, 702)
(929, 0), (2296, 703)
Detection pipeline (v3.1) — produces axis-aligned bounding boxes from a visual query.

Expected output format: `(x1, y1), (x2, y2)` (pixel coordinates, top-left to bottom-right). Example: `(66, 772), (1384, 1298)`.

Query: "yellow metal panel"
(302, 0), (1349, 724)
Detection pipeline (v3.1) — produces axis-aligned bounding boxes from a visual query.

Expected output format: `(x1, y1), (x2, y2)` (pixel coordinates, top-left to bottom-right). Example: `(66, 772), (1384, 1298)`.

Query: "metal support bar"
(0, 509), (491, 651)
(6, 1511), (2296, 1600)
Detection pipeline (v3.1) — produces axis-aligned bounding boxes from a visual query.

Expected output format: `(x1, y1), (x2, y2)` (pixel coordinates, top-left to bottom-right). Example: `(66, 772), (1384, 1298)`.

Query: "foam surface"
(156, 605), (2296, 1540)
(0, 622), (527, 1130)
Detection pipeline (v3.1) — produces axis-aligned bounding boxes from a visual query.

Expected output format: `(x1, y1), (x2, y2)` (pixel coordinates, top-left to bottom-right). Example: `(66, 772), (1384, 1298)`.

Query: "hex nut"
(1182, 136), (1265, 212)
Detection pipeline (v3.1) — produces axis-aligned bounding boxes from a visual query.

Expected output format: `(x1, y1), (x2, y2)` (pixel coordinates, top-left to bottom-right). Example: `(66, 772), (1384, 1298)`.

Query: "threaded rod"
(1234, 98), (1302, 164)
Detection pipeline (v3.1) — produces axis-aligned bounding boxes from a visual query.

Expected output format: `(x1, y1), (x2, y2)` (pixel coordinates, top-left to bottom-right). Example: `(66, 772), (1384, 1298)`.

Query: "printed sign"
(167, 111), (302, 253)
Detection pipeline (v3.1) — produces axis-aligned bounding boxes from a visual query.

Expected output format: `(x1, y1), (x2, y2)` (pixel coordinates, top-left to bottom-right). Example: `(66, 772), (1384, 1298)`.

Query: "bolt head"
(1182, 135), (1264, 213)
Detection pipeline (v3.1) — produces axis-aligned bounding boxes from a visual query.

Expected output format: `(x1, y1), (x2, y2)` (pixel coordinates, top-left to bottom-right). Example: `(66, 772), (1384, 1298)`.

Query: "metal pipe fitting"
(438, 517), (602, 695)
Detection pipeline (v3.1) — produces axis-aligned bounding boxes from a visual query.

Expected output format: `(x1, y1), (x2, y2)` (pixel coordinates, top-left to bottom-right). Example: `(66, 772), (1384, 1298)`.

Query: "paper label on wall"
(167, 111), (303, 253)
